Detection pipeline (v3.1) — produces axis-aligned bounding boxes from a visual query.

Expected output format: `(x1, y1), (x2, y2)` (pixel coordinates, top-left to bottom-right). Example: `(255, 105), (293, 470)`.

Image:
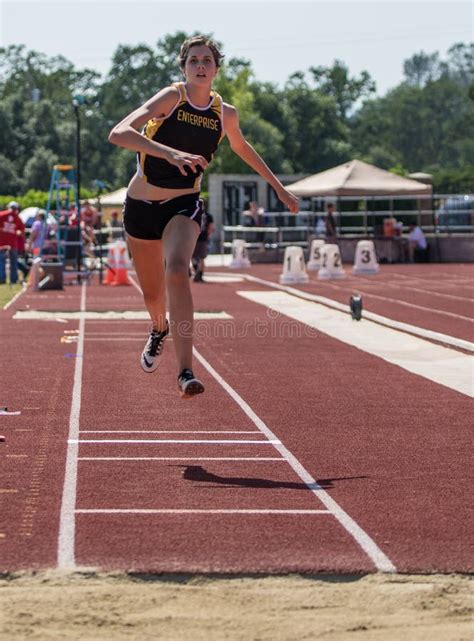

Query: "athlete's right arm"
(108, 87), (208, 176)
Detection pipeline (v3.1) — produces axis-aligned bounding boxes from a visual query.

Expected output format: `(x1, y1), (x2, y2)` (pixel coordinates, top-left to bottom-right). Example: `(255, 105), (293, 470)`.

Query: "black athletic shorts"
(123, 193), (204, 240)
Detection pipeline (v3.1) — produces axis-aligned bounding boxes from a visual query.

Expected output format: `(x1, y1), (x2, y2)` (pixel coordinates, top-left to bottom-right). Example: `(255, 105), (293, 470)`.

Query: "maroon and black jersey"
(137, 82), (225, 189)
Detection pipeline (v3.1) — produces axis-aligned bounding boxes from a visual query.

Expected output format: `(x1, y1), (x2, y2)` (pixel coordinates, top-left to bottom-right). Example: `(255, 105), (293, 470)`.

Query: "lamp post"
(72, 95), (86, 276)
(72, 95), (86, 214)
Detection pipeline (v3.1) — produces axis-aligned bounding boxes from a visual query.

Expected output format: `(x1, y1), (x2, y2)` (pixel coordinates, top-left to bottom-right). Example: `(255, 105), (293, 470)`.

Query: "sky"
(0, 0), (472, 96)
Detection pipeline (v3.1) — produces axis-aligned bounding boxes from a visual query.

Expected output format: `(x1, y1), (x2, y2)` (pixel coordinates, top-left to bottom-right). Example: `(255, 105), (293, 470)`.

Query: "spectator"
(242, 201), (265, 227)
(80, 201), (99, 229)
(59, 204), (78, 226)
(325, 202), (337, 240)
(407, 222), (428, 262)
(29, 210), (49, 255)
(0, 201), (25, 284)
(192, 209), (215, 282)
(106, 210), (124, 241)
(315, 216), (325, 237)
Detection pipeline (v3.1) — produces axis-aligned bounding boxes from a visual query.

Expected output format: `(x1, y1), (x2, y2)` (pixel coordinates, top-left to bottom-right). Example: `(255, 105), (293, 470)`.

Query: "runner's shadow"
(179, 465), (367, 490)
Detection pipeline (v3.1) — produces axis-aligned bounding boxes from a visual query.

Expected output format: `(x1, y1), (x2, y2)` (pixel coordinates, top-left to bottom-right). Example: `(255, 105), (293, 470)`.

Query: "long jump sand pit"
(0, 572), (472, 640)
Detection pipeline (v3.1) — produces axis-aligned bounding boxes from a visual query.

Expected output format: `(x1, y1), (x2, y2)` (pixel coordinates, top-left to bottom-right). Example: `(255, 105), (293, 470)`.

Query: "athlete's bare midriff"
(127, 173), (200, 201)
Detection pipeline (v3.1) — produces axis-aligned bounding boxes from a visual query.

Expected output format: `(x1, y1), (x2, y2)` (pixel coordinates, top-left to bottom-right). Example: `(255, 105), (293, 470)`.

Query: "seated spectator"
(383, 214), (397, 237)
(242, 201), (265, 227)
(407, 222), (428, 262)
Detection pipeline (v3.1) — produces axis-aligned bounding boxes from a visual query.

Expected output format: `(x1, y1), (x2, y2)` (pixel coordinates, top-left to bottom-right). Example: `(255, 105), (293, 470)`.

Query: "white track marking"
(86, 338), (144, 341)
(78, 457), (285, 461)
(128, 273), (143, 294)
(316, 280), (473, 322)
(239, 290), (474, 398)
(86, 332), (146, 336)
(3, 283), (27, 310)
(356, 276), (473, 303)
(57, 283), (86, 569)
(70, 439), (281, 445)
(200, 274), (244, 283)
(193, 347), (396, 573)
(13, 310), (231, 320)
(223, 273), (474, 352)
(80, 430), (263, 434)
(76, 509), (330, 515)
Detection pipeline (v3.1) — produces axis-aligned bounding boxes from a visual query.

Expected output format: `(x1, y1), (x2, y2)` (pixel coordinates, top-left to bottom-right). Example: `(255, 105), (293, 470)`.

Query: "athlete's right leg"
(126, 234), (167, 331)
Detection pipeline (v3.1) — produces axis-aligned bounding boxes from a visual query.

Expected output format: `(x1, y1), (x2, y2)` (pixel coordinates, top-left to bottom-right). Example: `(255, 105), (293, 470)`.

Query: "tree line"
(0, 32), (472, 202)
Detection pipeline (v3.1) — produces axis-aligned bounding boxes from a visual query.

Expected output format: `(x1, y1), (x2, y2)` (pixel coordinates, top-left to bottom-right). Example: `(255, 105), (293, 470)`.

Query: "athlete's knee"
(165, 259), (189, 285)
(142, 286), (165, 306)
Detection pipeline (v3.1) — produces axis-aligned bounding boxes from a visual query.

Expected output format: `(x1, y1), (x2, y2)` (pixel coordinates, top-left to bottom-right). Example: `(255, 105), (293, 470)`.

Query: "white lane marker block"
(307, 239), (326, 271)
(238, 290), (474, 397)
(318, 244), (346, 280)
(280, 246), (309, 284)
(229, 239), (251, 268)
(352, 240), (379, 275)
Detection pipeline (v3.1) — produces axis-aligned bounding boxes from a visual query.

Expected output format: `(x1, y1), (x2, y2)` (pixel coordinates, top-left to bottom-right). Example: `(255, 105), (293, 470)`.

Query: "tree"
(403, 51), (441, 86)
(23, 147), (58, 191)
(0, 154), (21, 194)
(309, 60), (376, 119)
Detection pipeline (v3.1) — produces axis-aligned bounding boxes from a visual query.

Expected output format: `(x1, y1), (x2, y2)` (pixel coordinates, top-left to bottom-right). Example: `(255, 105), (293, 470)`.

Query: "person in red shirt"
(0, 201), (25, 284)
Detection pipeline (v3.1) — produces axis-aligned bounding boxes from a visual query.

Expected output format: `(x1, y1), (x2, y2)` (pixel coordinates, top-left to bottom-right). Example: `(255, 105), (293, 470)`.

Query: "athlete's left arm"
(223, 104), (299, 213)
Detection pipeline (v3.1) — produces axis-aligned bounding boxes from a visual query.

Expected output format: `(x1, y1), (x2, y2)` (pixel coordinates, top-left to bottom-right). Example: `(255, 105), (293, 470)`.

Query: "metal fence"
(220, 194), (474, 253)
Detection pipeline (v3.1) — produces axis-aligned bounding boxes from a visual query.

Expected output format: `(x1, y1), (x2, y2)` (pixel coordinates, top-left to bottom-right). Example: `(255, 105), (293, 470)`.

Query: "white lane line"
(80, 430), (263, 434)
(70, 439), (280, 444)
(318, 281), (473, 322)
(78, 457), (285, 461)
(356, 276), (473, 303)
(223, 273), (474, 352)
(128, 273), (143, 294)
(58, 282), (86, 569)
(13, 310), (232, 320)
(76, 509), (330, 515)
(86, 338), (144, 341)
(86, 332), (145, 335)
(2, 283), (27, 310)
(193, 347), (396, 573)
(239, 290), (474, 398)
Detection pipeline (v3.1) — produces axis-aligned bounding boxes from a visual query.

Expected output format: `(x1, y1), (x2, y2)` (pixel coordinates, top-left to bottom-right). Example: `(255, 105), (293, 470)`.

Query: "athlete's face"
(184, 45), (218, 84)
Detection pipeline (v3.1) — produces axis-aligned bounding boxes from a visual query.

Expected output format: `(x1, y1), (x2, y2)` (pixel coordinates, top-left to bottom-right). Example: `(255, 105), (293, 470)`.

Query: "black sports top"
(137, 82), (225, 189)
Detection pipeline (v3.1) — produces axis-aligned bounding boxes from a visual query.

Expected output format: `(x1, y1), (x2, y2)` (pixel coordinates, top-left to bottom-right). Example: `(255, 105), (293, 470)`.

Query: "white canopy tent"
(286, 159), (432, 197)
(88, 187), (127, 207)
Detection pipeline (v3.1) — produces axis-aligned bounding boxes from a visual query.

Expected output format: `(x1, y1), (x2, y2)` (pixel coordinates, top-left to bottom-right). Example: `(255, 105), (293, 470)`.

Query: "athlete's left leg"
(162, 215), (200, 372)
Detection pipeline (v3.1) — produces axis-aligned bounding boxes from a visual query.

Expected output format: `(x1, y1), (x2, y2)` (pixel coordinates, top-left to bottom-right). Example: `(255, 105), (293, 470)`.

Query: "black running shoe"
(140, 320), (169, 373)
(193, 270), (204, 282)
(177, 368), (205, 398)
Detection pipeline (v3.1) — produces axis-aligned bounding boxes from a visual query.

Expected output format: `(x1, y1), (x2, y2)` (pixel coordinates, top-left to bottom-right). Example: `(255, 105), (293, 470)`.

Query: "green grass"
(0, 283), (23, 309)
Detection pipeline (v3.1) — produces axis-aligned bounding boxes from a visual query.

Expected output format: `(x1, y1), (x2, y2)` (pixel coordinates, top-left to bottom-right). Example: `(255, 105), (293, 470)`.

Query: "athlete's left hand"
(277, 188), (299, 214)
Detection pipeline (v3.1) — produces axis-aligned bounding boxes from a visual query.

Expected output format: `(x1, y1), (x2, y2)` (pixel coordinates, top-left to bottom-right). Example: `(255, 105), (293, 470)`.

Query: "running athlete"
(109, 35), (298, 398)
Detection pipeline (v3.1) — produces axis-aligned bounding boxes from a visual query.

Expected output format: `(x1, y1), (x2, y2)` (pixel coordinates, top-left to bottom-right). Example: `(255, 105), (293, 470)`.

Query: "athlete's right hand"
(167, 150), (208, 176)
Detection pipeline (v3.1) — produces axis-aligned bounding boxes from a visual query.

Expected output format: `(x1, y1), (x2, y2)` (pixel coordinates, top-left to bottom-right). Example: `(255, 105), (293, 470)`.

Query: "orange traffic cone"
(111, 245), (131, 286)
(103, 244), (117, 285)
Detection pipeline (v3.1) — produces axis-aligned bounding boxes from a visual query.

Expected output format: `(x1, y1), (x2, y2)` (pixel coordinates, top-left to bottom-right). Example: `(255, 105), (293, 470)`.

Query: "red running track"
(0, 263), (472, 573)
